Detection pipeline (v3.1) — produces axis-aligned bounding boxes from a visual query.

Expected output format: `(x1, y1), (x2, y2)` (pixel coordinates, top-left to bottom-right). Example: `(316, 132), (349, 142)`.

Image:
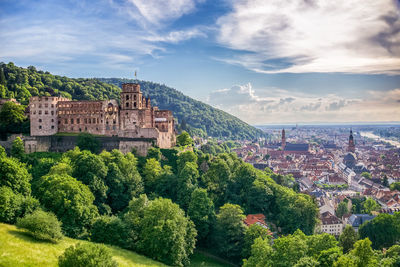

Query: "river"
(360, 131), (400, 148)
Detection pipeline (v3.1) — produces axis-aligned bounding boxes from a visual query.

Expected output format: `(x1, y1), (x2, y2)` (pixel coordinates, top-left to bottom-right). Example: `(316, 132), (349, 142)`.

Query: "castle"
(28, 83), (176, 150)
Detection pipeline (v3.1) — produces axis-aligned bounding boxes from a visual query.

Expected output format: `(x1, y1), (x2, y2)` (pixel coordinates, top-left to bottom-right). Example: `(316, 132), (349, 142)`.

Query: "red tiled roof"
(244, 214), (266, 226)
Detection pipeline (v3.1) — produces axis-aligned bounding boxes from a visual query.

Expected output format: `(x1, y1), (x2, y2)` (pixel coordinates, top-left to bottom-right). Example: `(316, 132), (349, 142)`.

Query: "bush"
(17, 209), (63, 242)
(0, 186), (40, 224)
(58, 243), (118, 267)
(91, 216), (128, 248)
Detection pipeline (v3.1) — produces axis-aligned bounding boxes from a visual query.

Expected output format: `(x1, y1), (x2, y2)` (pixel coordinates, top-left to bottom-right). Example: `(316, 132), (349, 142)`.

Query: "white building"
(319, 211), (343, 236)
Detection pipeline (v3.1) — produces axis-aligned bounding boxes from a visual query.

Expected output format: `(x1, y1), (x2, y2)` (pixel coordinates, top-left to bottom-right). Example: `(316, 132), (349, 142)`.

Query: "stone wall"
(20, 135), (155, 156)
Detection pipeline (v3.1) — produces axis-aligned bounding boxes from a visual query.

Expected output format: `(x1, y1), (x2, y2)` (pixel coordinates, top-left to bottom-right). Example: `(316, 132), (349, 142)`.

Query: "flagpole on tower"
(134, 70), (137, 81)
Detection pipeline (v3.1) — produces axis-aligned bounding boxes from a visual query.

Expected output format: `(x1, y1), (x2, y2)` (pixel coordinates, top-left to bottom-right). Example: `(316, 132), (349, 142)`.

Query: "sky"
(1, 0), (400, 124)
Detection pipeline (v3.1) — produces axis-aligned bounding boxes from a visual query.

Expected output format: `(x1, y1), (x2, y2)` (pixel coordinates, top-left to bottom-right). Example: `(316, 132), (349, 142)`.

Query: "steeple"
(281, 129), (286, 150)
(348, 129), (355, 153)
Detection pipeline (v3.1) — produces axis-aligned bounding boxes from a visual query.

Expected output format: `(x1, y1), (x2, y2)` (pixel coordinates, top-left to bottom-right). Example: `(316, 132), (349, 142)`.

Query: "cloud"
(216, 0), (400, 74)
(0, 0), (205, 72)
(207, 83), (400, 124)
(124, 0), (204, 27)
(144, 29), (206, 43)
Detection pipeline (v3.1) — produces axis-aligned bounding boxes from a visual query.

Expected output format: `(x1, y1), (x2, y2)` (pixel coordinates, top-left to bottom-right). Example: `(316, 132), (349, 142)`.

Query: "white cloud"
(124, 0), (204, 27)
(216, 0), (400, 74)
(208, 83), (400, 124)
(144, 28), (206, 43)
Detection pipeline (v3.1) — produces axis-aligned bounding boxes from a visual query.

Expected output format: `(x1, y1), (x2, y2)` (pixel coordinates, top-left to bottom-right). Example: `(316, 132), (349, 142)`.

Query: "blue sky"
(1, 0), (400, 124)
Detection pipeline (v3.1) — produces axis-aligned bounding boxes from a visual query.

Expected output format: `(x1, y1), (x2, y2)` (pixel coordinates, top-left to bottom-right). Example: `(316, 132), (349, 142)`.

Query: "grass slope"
(0, 223), (229, 267)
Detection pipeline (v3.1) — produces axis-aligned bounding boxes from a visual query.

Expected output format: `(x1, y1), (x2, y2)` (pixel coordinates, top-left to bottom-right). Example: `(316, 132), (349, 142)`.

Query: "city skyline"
(1, 0), (400, 124)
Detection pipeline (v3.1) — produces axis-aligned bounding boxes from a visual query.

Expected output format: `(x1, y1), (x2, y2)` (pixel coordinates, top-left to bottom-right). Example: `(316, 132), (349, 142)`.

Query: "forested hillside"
(0, 62), (264, 139)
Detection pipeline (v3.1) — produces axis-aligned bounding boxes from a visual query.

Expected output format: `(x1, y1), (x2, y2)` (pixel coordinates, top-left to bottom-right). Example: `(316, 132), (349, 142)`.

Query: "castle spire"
(348, 128), (355, 153)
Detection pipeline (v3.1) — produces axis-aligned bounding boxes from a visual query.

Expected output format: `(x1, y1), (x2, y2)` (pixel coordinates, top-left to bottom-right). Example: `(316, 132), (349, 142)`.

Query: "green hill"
(0, 223), (229, 267)
(0, 62), (264, 140)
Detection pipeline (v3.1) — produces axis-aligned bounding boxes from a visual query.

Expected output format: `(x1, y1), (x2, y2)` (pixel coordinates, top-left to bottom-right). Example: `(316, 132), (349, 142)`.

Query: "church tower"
(348, 129), (355, 153)
(281, 129), (286, 150)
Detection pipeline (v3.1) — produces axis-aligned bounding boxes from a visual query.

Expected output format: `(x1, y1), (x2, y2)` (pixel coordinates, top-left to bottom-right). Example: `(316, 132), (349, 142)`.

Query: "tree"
(176, 161), (199, 210)
(36, 173), (99, 237)
(350, 238), (376, 267)
(176, 150), (197, 170)
(0, 101), (27, 134)
(16, 209), (63, 242)
(333, 255), (357, 267)
(70, 150), (108, 212)
(58, 243), (118, 267)
(359, 213), (400, 249)
(187, 188), (215, 241)
(146, 147), (161, 161)
(306, 233), (338, 258)
(362, 197), (380, 214)
(214, 203), (247, 260)
(361, 172), (372, 179)
(201, 158), (232, 208)
(76, 133), (100, 154)
(336, 202), (349, 219)
(11, 137), (24, 160)
(339, 225), (358, 253)
(243, 237), (274, 267)
(317, 247), (343, 267)
(100, 150), (143, 213)
(91, 216), (128, 248)
(137, 197), (197, 266)
(176, 131), (193, 147)
(271, 230), (308, 267)
(142, 158), (162, 192)
(382, 175), (389, 187)
(294, 257), (319, 267)
(242, 223), (271, 259)
(0, 155), (31, 195)
(390, 182), (400, 191)
(0, 186), (39, 224)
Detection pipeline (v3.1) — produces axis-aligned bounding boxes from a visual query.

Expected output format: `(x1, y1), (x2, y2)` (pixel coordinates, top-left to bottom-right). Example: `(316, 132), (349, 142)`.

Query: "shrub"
(58, 243), (118, 267)
(91, 216), (128, 248)
(17, 209), (63, 242)
(0, 186), (40, 224)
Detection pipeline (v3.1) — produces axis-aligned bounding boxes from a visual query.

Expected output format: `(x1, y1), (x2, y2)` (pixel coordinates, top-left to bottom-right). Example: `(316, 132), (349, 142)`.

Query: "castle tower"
(348, 129), (355, 153)
(281, 129), (286, 150)
(121, 83), (143, 110)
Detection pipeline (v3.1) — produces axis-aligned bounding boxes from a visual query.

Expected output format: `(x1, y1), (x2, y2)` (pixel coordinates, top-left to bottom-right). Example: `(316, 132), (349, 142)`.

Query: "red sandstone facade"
(29, 83), (176, 148)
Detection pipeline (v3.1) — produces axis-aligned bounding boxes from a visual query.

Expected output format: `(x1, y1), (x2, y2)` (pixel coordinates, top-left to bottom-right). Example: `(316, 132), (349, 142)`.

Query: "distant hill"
(0, 62), (264, 139)
(98, 78), (265, 139)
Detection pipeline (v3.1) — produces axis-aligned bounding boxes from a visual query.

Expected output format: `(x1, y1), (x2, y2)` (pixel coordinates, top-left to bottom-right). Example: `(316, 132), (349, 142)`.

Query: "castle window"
(134, 95), (137, 100)
(79, 128), (82, 132)
(126, 103), (129, 108)
(39, 119), (42, 122)
(39, 104), (42, 108)
(126, 95), (129, 100)
(97, 118), (99, 123)
(45, 104), (48, 108)
(39, 125), (42, 129)
(51, 104), (54, 108)
(45, 97), (48, 101)
(39, 110), (42, 115)
(134, 102), (137, 108)
(113, 126), (116, 130)
(71, 118), (74, 124)
(51, 111), (54, 115)
(77, 118), (80, 124)
(84, 118), (87, 123)
(113, 120), (116, 124)
(65, 119), (68, 124)
(126, 112), (128, 116)
(51, 126), (54, 129)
